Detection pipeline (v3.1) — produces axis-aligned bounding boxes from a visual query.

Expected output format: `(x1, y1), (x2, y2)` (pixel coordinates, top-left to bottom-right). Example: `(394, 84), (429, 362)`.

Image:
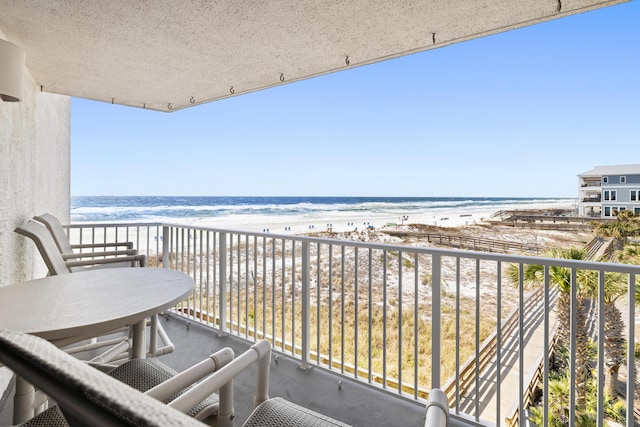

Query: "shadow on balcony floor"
(157, 315), (428, 427)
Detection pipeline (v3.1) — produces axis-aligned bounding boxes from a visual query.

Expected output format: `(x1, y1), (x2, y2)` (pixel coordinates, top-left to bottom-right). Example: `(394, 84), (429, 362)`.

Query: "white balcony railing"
(66, 222), (640, 426)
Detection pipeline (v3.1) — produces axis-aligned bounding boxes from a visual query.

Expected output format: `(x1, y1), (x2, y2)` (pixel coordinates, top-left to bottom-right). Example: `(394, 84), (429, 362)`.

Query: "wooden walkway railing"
(381, 231), (544, 254)
(487, 209), (611, 231)
(441, 286), (551, 408)
(504, 326), (560, 427)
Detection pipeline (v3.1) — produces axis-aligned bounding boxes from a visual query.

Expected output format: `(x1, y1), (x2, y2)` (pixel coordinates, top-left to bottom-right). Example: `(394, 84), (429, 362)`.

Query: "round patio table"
(0, 267), (194, 423)
(0, 268), (193, 348)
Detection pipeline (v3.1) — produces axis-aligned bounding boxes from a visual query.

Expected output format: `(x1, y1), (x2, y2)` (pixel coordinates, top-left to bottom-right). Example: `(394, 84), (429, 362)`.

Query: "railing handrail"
(68, 221), (640, 275)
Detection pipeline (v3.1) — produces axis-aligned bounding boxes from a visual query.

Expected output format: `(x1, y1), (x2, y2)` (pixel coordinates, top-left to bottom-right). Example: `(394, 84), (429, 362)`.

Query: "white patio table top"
(0, 267), (194, 423)
(0, 268), (193, 348)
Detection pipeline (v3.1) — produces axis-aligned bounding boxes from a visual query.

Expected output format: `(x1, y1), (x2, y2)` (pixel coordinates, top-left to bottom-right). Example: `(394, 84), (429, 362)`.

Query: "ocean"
(71, 196), (577, 233)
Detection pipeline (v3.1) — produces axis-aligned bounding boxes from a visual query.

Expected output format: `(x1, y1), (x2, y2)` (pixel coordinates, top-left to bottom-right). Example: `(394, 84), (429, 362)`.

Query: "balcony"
(582, 197), (602, 203)
(62, 222), (640, 426)
(581, 182), (603, 188)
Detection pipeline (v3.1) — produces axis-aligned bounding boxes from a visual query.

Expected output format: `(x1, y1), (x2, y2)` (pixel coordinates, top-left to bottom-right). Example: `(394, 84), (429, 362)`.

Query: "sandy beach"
(182, 199), (578, 234)
(69, 199), (583, 257)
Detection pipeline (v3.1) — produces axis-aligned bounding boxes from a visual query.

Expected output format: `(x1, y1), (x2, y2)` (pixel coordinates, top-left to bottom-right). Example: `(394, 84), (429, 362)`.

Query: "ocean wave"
(70, 196), (576, 223)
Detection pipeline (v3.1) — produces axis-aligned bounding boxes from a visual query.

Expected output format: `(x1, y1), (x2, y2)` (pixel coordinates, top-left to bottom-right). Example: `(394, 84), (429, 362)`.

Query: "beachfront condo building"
(578, 164), (640, 218)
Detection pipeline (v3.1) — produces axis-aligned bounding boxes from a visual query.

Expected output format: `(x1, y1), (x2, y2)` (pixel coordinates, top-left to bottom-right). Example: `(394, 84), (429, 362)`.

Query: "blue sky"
(71, 2), (639, 198)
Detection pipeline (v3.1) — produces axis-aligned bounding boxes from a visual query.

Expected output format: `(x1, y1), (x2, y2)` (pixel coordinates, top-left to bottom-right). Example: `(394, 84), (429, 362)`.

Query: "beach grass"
(181, 275), (496, 395)
(149, 226), (570, 395)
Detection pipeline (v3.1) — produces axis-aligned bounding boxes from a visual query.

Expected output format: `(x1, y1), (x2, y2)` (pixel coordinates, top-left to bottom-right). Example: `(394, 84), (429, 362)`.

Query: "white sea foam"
(71, 196), (578, 233)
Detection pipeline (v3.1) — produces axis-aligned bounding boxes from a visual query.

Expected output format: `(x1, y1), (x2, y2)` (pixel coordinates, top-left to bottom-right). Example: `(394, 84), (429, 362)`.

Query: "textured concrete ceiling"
(0, 0), (628, 112)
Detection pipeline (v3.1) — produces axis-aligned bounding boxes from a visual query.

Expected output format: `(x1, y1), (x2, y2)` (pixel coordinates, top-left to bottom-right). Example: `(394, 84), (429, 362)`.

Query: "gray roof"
(578, 164), (640, 177)
(0, 0), (629, 112)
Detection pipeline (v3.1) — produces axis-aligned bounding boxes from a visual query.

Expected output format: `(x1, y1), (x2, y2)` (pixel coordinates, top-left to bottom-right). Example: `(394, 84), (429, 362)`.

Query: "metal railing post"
(627, 273), (635, 427)
(569, 268), (577, 424)
(300, 241), (311, 370)
(432, 254), (441, 388)
(218, 233), (227, 337)
(161, 226), (170, 269)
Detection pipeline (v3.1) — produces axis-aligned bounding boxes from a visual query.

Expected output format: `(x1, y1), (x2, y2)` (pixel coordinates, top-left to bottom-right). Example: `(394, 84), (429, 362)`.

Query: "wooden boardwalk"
(445, 289), (557, 426)
(381, 230), (545, 254)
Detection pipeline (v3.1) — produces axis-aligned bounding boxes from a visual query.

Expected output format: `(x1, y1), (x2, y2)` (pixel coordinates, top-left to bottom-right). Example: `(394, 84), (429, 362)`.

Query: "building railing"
(581, 182), (602, 188)
(66, 222), (640, 426)
(582, 197), (602, 203)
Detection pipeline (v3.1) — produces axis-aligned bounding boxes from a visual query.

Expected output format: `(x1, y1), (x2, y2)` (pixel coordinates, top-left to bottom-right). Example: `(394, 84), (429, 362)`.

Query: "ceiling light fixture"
(0, 39), (25, 102)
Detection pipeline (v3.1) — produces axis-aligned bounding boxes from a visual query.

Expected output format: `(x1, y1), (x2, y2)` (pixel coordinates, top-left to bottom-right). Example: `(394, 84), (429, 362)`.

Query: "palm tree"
(544, 245), (639, 401)
(603, 244), (640, 397)
(594, 210), (640, 251)
(602, 275), (626, 398)
(507, 247), (593, 412)
(584, 220), (640, 399)
(514, 245), (638, 405)
(579, 269), (628, 399)
(528, 375), (626, 426)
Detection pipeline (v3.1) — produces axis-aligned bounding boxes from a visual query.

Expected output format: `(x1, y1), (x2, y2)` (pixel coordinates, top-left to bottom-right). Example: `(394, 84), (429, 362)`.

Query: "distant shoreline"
(261, 201), (575, 234)
(70, 196), (577, 234)
(170, 199), (577, 234)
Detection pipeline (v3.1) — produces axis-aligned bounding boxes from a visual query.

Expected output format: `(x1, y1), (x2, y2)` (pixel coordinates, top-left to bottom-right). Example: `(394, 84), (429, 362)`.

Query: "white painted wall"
(0, 33), (71, 287)
(0, 30), (71, 417)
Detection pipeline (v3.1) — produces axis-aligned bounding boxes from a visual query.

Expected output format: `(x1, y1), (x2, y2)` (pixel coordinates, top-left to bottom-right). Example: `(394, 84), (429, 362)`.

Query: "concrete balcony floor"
(158, 315), (430, 427)
(0, 315), (467, 426)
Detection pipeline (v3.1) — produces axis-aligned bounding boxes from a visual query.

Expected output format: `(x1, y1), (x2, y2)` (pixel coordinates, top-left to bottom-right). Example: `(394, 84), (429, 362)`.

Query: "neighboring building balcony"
(580, 181), (602, 188)
(64, 222), (640, 427)
(581, 196), (602, 203)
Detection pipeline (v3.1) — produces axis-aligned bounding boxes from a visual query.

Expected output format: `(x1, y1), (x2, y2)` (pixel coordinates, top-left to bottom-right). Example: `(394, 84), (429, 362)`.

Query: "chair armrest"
(168, 340), (272, 426)
(65, 254), (146, 268)
(72, 242), (134, 250)
(61, 249), (137, 259)
(146, 347), (234, 402)
(424, 389), (449, 427)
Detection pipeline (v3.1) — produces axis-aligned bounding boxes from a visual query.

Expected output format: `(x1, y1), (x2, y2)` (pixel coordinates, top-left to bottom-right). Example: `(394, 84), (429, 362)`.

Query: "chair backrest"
(15, 220), (71, 275)
(34, 213), (74, 254)
(0, 329), (204, 427)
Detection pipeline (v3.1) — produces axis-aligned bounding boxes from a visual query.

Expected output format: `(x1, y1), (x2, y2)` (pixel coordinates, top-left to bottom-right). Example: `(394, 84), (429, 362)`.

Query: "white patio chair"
(15, 220), (145, 274)
(34, 213), (146, 270)
(15, 220), (173, 359)
(14, 219), (181, 415)
(0, 329), (230, 426)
